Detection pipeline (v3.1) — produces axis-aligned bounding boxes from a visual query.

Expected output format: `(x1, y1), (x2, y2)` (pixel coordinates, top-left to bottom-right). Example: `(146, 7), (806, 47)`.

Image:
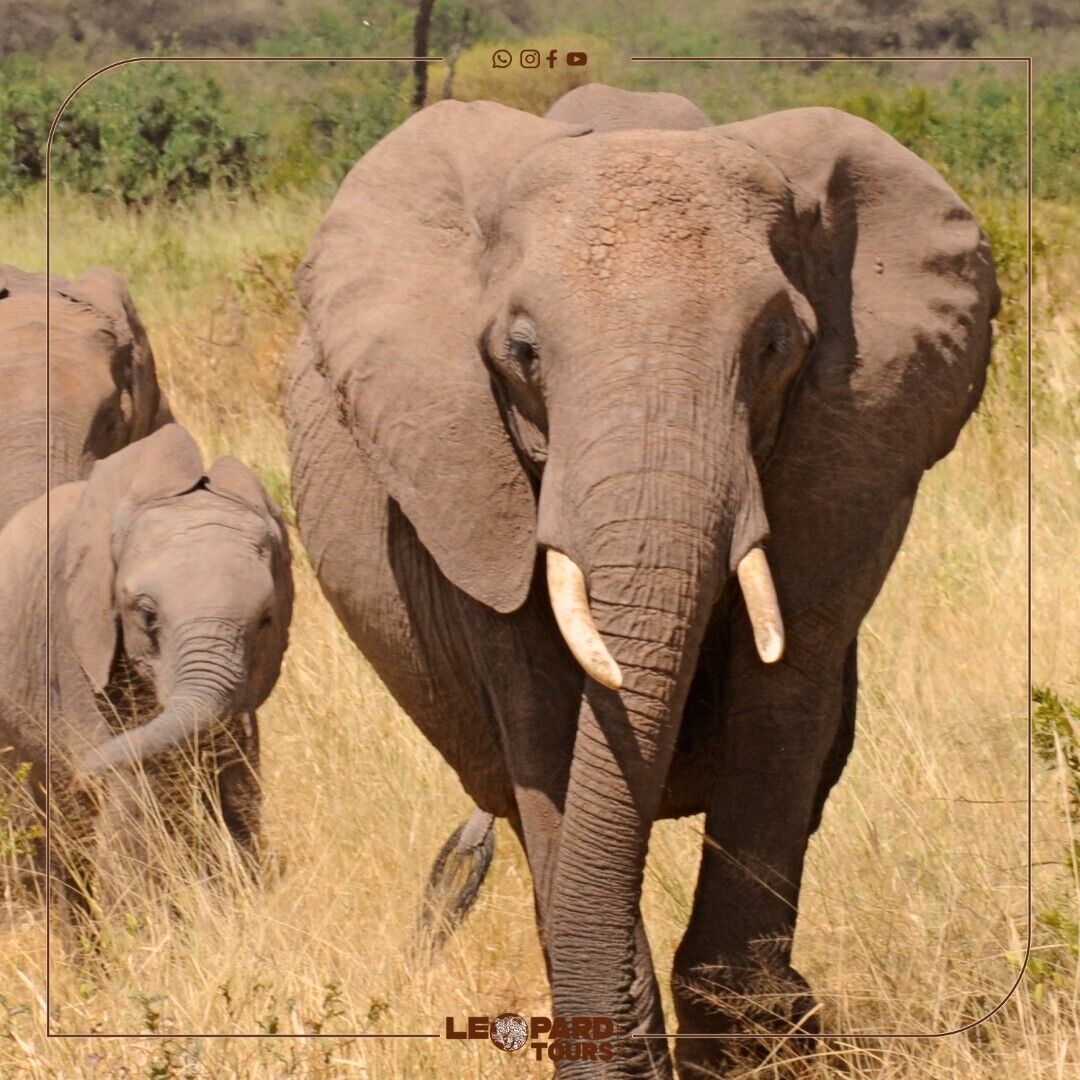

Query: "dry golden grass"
(0, 185), (1073, 1078)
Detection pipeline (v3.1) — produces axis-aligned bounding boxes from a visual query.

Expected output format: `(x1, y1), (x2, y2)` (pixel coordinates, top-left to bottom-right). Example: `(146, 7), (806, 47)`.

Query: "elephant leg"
(513, 783), (670, 1079)
(213, 712), (262, 879)
(808, 639), (858, 838)
(672, 636), (848, 1075)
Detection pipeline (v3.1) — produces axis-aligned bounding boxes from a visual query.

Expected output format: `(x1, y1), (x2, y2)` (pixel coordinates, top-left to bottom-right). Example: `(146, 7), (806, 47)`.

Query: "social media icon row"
(492, 49), (588, 69)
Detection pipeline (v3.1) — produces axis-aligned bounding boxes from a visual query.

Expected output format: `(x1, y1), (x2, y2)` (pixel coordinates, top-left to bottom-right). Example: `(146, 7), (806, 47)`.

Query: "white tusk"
(736, 547), (785, 664)
(546, 550), (623, 691)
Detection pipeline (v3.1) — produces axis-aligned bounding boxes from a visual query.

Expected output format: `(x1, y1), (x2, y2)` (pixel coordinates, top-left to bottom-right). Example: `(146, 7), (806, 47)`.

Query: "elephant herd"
(0, 85), (998, 1077)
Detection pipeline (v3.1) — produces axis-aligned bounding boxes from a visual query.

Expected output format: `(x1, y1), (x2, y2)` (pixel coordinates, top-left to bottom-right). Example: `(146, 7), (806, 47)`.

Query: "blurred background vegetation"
(0, 0), (1075, 202)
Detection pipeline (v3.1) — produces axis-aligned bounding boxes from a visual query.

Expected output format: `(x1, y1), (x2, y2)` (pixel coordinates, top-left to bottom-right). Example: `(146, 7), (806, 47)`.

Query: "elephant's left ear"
(716, 107), (1000, 474)
(57, 267), (172, 440)
(206, 456), (294, 644)
(206, 457), (292, 559)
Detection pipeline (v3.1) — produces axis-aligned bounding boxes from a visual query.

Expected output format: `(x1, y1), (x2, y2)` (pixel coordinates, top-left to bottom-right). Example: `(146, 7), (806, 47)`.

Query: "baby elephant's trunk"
(80, 692), (230, 776)
(80, 629), (242, 777)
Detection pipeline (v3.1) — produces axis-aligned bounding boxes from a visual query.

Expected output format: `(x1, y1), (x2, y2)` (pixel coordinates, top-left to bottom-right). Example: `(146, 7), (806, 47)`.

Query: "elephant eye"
(258, 612), (273, 631)
(505, 314), (539, 377)
(133, 596), (158, 633)
(759, 316), (789, 362)
(508, 336), (536, 371)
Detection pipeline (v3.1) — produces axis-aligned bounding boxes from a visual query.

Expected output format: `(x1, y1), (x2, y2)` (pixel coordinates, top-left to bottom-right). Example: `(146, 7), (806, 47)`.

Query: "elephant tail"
(415, 807), (495, 958)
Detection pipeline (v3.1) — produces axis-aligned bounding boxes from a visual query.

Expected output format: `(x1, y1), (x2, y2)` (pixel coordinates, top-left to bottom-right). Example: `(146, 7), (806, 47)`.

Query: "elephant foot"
(415, 808), (495, 957)
(673, 943), (821, 1078)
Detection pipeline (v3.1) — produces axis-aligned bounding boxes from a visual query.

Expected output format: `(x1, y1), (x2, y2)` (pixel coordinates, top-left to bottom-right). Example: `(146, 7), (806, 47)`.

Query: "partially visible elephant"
(286, 85), (998, 1077)
(545, 82), (711, 130)
(0, 264), (173, 530)
(0, 424), (292, 927)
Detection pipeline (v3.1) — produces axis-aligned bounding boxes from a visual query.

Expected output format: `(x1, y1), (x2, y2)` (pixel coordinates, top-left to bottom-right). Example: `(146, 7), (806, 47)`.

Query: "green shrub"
(49, 64), (264, 204)
(276, 77), (409, 191)
(0, 69), (62, 192)
(0, 760), (42, 861)
(1033, 687), (1080, 820)
(1033, 69), (1080, 201)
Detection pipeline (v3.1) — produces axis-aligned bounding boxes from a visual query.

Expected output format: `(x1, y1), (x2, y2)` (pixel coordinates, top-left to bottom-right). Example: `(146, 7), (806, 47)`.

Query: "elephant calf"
(0, 424), (292, 927)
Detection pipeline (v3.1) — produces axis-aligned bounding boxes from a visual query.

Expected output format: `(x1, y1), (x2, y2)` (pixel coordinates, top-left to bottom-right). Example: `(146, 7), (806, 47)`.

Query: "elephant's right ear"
(295, 100), (588, 614)
(64, 424), (204, 691)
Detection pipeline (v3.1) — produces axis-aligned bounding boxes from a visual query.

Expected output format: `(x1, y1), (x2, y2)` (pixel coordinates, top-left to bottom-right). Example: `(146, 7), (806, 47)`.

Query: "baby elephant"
(0, 424), (292, 924)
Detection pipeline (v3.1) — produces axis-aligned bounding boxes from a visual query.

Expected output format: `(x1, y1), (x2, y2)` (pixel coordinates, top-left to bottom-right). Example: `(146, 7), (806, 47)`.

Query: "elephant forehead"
(119, 536), (276, 615)
(511, 137), (784, 290)
(124, 494), (274, 556)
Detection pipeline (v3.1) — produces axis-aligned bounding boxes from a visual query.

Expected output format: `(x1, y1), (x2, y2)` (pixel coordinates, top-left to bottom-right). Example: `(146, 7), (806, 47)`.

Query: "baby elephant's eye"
(133, 597), (158, 635)
(258, 612), (273, 631)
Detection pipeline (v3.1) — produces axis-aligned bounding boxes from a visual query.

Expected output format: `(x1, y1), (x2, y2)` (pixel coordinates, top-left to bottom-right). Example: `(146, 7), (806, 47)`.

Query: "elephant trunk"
(548, 545), (783, 682)
(541, 396), (772, 1066)
(80, 621), (244, 776)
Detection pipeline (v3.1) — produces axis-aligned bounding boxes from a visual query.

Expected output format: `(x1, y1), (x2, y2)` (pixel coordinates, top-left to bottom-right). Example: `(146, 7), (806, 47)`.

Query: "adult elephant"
(285, 86), (998, 1077)
(0, 264), (172, 529)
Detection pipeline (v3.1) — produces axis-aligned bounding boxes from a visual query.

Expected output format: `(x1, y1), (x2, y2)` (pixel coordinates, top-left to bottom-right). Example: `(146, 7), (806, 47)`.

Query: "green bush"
(1033, 70), (1080, 201)
(0, 68), (62, 192)
(49, 64), (264, 204)
(1, 23), (1074, 209)
(276, 78), (409, 191)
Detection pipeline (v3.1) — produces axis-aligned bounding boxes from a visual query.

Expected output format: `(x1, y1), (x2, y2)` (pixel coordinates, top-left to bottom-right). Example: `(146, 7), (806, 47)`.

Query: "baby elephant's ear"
(206, 457), (291, 551)
(64, 425), (204, 691)
(206, 456), (294, 642)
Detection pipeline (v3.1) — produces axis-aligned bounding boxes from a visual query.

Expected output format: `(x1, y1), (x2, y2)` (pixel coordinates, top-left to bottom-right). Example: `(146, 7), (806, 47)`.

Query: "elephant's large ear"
(718, 107), (999, 474)
(206, 456), (294, 586)
(57, 266), (172, 440)
(295, 100), (589, 614)
(714, 107), (999, 617)
(64, 424), (204, 691)
(206, 456), (288, 542)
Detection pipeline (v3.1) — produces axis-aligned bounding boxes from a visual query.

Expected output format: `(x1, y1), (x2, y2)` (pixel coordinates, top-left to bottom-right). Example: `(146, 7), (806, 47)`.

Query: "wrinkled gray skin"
(286, 86), (998, 1077)
(0, 264), (173, 530)
(0, 425), (292, 927)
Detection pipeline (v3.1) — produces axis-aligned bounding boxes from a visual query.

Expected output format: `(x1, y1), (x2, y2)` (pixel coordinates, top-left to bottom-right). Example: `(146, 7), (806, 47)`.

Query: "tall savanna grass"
(0, 152), (1073, 1078)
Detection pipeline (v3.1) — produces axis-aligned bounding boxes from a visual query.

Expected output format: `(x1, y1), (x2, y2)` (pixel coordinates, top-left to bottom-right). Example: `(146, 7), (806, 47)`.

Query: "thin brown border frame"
(40, 53), (1032, 1048)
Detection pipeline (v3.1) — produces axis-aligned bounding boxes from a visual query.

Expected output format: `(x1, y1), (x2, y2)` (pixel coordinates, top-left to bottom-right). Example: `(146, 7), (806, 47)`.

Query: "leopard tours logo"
(445, 1012), (618, 1063)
